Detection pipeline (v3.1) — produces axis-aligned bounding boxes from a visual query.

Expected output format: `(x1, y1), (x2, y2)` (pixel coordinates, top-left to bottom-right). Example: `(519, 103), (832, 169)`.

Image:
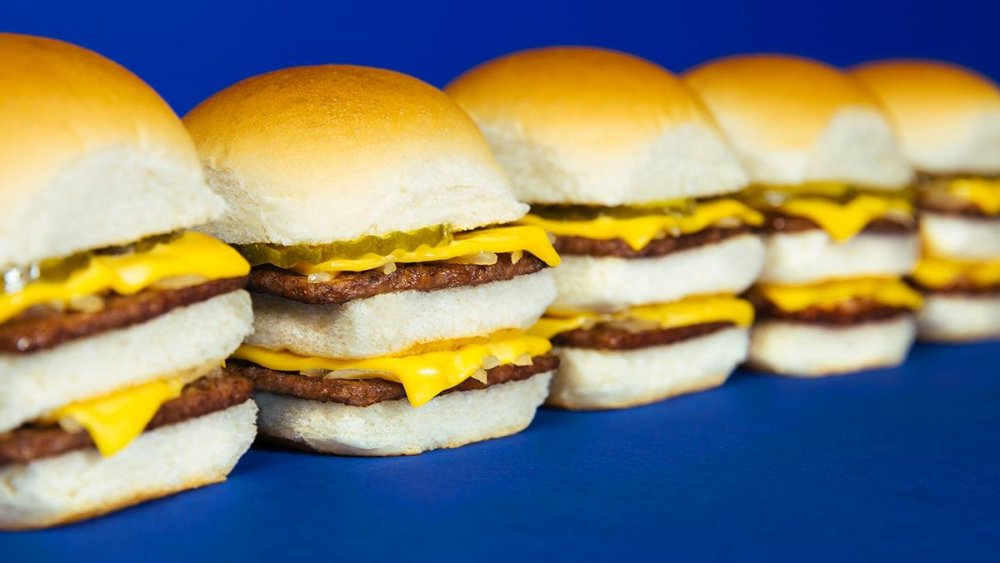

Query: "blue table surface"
(3, 341), (999, 562)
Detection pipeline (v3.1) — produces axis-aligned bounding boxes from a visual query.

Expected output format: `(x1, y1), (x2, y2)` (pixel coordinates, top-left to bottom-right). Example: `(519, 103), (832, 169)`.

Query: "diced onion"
(448, 251), (498, 266)
(510, 250), (524, 265)
(150, 274), (208, 290)
(382, 261), (398, 275)
(68, 294), (105, 313)
(322, 369), (386, 380)
(471, 368), (489, 384)
(513, 354), (533, 366)
(481, 355), (501, 370)
(714, 216), (742, 228)
(56, 416), (83, 434)
(307, 272), (336, 283)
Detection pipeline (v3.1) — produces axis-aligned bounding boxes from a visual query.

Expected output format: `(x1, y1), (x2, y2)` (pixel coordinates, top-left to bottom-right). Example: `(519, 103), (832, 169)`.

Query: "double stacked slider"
(0, 34), (256, 529)
(184, 65), (561, 455)
(685, 55), (923, 376)
(852, 60), (1000, 341)
(448, 47), (764, 409)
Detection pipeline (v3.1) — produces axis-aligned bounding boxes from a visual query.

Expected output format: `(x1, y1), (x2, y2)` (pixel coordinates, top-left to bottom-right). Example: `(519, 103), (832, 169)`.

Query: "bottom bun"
(255, 372), (553, 456)
(917, 292), (1000, 342)
(0, 401), (257, 531)
(747, 316), (916, 377)
(547, 327), (748, 410)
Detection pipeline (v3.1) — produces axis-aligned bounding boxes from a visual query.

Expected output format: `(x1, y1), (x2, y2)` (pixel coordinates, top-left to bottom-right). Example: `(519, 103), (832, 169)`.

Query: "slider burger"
(183, 65), (561, 455)
(0, 34), (255, 529)
(684, 55), (922, 376)
(447, 47), (764, 409)
(851, 60), (1000, 341)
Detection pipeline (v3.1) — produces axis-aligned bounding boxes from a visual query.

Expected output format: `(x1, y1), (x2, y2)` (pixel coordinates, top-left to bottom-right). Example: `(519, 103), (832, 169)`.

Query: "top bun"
(183, 65), (526, 245)
(0, 33), (222, 269)
(445, 46), (748, 205)
(684, 54), (913, 189)
(850, 59), (1000, 176)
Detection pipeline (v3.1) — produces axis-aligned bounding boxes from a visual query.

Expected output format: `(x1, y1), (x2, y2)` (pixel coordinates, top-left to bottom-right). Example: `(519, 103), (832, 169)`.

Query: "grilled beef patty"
(753, 298), (914, 325)
(552, 226), (750, 258)
(551, 322), (734, 350)
(248, 253), (547, 305)
(229, 354), (560, 407)
(0, 277), (247, 354)
(760, 213), (915, 235)
(0, 375), (252, 465)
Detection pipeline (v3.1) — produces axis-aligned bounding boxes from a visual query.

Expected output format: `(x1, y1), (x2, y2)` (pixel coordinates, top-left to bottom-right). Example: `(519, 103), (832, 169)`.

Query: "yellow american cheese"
(911, 255), (1000, 289)
(47, 377), (186, 457)
(0, 231), (250, 324)
(529, 295), (755, 339)
(232, 331), (552, 407)
(946, 178), (1000, 215)
(294, 226), (561, 275)
(518, 199), (763, 251)
(756, 278), (923, 312)
(776, 194), (912, 242)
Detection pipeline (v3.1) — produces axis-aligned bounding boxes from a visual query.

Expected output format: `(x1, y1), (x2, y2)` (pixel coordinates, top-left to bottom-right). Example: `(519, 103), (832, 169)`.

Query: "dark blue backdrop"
(5, 0), (997, 115)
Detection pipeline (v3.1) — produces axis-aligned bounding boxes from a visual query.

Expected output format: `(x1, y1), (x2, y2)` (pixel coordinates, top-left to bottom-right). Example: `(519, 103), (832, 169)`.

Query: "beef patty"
(753, 298), (914, 325)
(248, 253), (547, 305)
(0, 277), (247, 354)
(552, 226), (749, 258)
(760, 213), (915, 235)
(909, 279), (1000, 296)
(229, 354), (559, 407)
(0, 374), (252, 466)
(551, 322), (734, 350)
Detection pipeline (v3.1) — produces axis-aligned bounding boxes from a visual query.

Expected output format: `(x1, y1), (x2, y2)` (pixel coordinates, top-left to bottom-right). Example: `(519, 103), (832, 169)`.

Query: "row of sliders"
(1, 33), (997, 529)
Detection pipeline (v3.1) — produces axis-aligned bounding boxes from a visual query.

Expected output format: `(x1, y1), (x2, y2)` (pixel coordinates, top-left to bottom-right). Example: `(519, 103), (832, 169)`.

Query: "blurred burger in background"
(851, 60), (1000, 342)
(448, 47), (764, 409)
(684, 55), (922, 376)
(184, 65), (561, 455)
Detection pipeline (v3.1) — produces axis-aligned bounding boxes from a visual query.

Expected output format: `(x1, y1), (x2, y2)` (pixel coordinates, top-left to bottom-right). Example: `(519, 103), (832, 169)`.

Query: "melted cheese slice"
(776, 194), (912, 242)
(47, 378), (185, 457)
(294, 226), (561, 275)
(756, 278), (923, 313)
(233, 331), (552, 407)
(947, 178), (1000, 215)
(529, 295), (755, 339)
(0, 231), (250, 325)
(518, 199), (763, 251)
(911, 256), (1000, 289)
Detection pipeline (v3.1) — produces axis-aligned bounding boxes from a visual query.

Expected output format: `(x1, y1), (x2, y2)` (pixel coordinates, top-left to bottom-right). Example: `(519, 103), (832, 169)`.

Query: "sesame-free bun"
(684, 54), (912, 188)
(747, 316), (916, 376)
(547, 327), (747, 410)
(445, 46), (748, 205)
(917, 292), (1000, 342)
(184, 65), (526, 245)
(0, 33), (224, 269)
(0, 401), (257, 530)
(850, 60), (1000, 175)
(254, 373), (552, 456)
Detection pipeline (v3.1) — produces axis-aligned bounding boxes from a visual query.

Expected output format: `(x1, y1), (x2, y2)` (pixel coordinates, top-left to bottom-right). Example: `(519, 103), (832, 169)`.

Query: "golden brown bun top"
(0, 33), (221, 268)
(445, 46), (748, 204)
(683, 54), (912, 188)
(850, 59), (1000, 175)
(183, 65), (524, 245)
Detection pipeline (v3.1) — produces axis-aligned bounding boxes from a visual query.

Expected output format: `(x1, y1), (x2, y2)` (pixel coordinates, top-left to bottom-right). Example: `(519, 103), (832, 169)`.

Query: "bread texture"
(0, 291), (253, 432)
(254, 373), (552, 456)
(850, 60), (1000, 175)
(917, 292), (1000, 342)
(546, 326), (748, 410)
(683, 54), (913, 188)
(183, 65), (526, 245)
(248, 270), (554, 359)
(0, 401), (257, 530)
(920, 213), (1000, 261)
(747, 316), (916, 376)
(758, 231), (919, 284)
(446, 46), (748, 205)
(0, 33), (224, 269)
(550, 234), (763, 309)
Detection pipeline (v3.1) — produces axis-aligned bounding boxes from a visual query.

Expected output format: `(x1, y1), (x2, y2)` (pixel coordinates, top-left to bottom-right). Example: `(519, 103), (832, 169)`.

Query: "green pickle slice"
(740, 184), (916, 209)
(529, 199), (695, 221)
(1, 232), (180, 294)
(237, 225), (454, 268)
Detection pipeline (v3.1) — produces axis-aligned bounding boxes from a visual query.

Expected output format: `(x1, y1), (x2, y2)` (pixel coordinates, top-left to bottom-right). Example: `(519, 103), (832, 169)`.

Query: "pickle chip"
(237, 225), (454, 268)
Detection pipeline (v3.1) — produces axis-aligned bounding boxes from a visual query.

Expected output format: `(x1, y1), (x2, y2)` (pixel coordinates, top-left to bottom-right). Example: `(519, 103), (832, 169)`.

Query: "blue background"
(4, 1), (1000, 561)
(5, 0), (998, 114)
